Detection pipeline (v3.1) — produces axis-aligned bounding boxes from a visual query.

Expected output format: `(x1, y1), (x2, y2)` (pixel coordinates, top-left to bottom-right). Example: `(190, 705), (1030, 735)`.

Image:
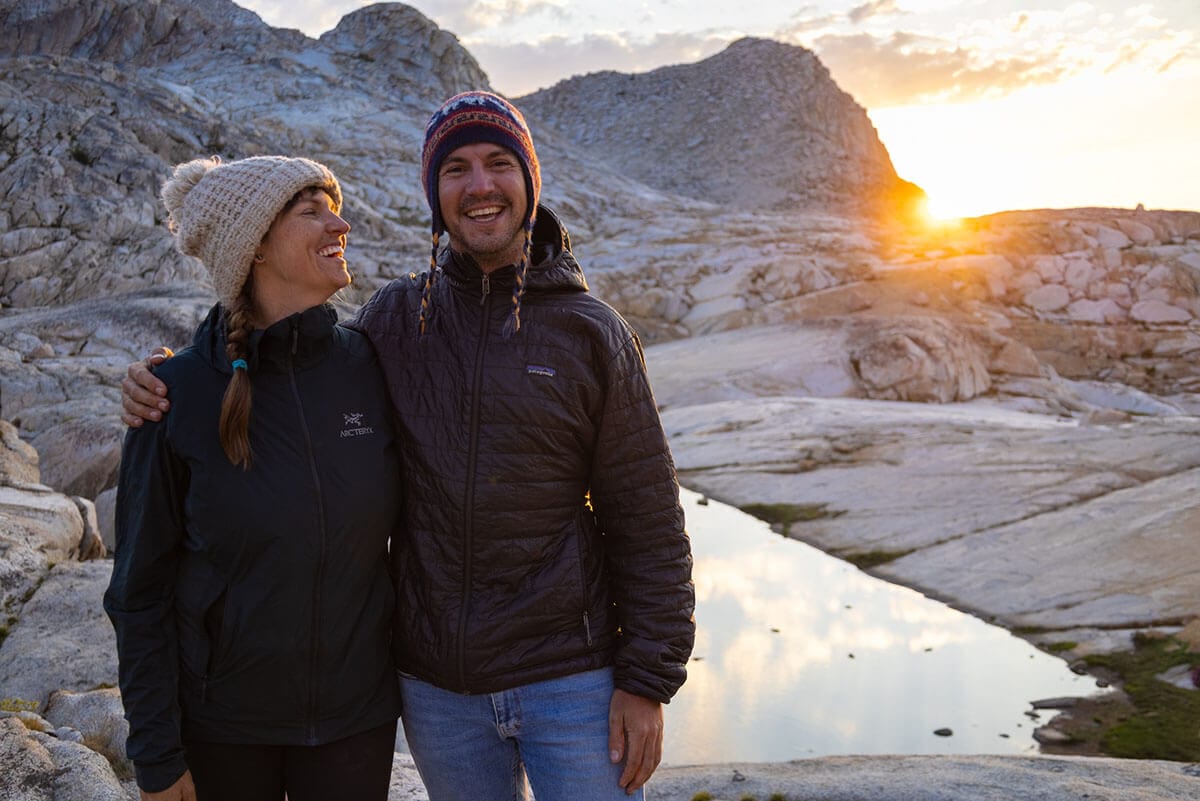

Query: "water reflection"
(666, 488), (1093, 764)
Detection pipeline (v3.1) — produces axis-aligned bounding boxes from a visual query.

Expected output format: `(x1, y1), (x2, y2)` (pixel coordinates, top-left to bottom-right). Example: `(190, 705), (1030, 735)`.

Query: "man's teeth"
(318, 245), (343, 257)
(466, 206), (502, 219)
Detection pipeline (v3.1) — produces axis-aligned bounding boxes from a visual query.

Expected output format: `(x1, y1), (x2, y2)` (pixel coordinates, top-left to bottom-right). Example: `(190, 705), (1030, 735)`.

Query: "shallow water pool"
(664, 487), (1095, 763)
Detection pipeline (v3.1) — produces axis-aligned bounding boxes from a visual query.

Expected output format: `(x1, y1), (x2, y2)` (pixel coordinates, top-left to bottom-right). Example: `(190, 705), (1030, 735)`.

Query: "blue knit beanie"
(419, 91), (541, 336)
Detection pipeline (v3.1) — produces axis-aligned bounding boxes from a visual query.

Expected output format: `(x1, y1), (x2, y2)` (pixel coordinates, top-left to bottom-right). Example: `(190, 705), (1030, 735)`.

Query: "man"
(123, 91), (695, 801)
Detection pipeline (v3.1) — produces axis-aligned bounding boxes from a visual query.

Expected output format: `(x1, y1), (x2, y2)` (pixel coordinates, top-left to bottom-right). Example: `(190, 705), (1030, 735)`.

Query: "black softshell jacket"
(350, 206), (695, 702)
(104, 304), (402, 793)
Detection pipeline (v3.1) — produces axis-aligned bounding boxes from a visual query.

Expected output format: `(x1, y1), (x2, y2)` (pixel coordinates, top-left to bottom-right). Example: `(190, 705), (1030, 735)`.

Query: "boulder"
(31, 418), (124, 500)
(1023, 284), (1070, 312)
(69, 497), (106, 561)
(1066, 298), (1125, 324)
(43, 688), (131, 780)
(987, 339), (1043, 377)
(1114, 218), (1157, 245)
(848, 319), (991, 403)
(0, 485), (84, 613)
(1062, 258), (1097, 291)
(0, 419), (39, 486)
(1089, 225), (1132, 249)
(1130, 299), (1191, 324)
(0, 715), (128, 801)
(1091, 281), (1133, 307)
(1032, 256), (1065, 284)
(93, 486), (118, 553)
(0, 561), (117, 712)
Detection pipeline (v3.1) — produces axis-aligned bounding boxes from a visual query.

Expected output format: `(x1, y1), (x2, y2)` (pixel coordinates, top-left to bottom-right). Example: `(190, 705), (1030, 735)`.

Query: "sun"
(915, 194), (965, 229)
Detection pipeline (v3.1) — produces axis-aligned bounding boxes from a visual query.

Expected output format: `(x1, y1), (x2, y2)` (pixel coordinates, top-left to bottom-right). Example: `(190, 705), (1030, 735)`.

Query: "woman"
(104, 156), (402, 801)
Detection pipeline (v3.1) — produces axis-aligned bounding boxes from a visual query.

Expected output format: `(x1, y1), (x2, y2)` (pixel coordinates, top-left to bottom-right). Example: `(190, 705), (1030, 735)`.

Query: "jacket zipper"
(457, 278), (491, 689)
(577, 508), (593, 647)
(289, 324), (328, 742)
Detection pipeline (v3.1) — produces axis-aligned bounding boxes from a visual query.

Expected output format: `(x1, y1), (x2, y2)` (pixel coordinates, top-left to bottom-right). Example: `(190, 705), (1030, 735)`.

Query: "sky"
(238, 0), (1200, 219)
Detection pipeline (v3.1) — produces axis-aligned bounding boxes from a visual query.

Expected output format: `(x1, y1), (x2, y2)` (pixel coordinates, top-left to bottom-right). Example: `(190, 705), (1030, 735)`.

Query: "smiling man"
(358, 91), (696, 801)
(122, 91), (694, 801)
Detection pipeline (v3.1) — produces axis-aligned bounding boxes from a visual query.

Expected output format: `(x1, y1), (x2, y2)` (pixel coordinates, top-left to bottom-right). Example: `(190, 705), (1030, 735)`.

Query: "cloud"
(468, 30), (735, 97)
(1105, 40), (1150, 74)
(779, 0), (1200, 109)
(1157, 50), (1186, 72)
(420, 0), (568, 36)
(810, 31), (1076, 108)
(239, 0), (569, 38)
(847, 0), (902, 25)
(237, 0), (354, 36)
(783, 5), (841, 35)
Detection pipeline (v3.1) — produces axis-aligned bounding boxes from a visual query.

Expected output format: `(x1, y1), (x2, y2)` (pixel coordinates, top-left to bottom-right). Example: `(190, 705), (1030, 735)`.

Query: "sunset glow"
(871, 60), (1200, 218)
(239, 0), (1200, 217)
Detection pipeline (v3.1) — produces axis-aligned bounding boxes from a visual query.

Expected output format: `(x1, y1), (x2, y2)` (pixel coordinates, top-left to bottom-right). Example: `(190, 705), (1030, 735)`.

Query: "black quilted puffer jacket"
(349, 206), (695, 702)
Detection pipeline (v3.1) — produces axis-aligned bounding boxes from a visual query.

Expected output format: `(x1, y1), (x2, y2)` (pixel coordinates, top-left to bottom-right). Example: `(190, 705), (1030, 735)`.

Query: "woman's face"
(254, 188), (351, 310)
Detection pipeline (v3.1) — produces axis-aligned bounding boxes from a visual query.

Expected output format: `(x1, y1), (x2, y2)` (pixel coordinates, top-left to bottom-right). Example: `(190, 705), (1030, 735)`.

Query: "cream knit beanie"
(160, 155), (343, 307)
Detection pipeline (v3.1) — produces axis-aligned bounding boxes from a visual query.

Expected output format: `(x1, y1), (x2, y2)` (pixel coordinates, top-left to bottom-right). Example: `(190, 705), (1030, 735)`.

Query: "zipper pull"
(480, 274), (490, 306)
(291, 324), (300, 356)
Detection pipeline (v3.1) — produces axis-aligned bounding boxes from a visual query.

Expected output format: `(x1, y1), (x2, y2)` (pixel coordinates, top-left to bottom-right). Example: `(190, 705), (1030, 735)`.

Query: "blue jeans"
(399, 667), (645, 801)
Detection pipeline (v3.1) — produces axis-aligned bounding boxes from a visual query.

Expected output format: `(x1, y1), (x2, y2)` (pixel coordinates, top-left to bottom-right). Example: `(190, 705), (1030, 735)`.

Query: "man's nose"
(464, 163), (495, 193)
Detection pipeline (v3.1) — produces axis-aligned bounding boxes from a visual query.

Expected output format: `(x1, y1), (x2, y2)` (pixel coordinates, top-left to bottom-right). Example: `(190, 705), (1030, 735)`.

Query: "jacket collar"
(193, 302), (338, 374)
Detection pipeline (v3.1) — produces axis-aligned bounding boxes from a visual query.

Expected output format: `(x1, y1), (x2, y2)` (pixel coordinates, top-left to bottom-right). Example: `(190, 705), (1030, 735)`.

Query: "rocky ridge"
(519, 37), (925, 219)
(1, 0), (1199, 797)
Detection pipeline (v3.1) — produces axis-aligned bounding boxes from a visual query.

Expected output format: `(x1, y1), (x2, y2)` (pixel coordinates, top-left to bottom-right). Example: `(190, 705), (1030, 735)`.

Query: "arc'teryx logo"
(339, 411), (374, 439)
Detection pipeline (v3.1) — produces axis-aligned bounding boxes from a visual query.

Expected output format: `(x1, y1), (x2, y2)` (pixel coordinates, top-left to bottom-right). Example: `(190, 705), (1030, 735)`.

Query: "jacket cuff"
(135, 754), (189, 794)
(613, 668), (681, 705)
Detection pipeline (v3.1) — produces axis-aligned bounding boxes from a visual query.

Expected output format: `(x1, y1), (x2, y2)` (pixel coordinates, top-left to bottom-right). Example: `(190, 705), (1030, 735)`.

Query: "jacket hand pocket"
(176, 558), (231, 684)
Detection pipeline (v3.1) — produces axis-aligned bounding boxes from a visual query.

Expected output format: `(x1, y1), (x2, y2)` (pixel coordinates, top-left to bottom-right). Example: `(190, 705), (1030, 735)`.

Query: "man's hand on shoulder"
(121, 347), (174, 428)
(608, 688), (664, 795)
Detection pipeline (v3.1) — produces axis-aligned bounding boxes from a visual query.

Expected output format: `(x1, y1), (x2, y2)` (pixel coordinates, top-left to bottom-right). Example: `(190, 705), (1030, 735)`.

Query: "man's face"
(437, 142), (528, 274)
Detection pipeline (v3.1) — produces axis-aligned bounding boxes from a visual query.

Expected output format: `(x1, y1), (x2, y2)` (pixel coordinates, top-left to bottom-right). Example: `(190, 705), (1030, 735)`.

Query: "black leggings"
(184, 720), (397, 801)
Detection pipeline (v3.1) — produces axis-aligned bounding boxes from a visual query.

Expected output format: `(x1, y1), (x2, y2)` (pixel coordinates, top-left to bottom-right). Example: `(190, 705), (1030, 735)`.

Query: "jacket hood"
(442, 204), (589, 295)
(191, 302), (339, 374)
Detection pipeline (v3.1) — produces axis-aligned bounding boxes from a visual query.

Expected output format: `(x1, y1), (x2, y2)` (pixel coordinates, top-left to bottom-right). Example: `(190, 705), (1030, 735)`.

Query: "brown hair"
(219, 280), (256, 468)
